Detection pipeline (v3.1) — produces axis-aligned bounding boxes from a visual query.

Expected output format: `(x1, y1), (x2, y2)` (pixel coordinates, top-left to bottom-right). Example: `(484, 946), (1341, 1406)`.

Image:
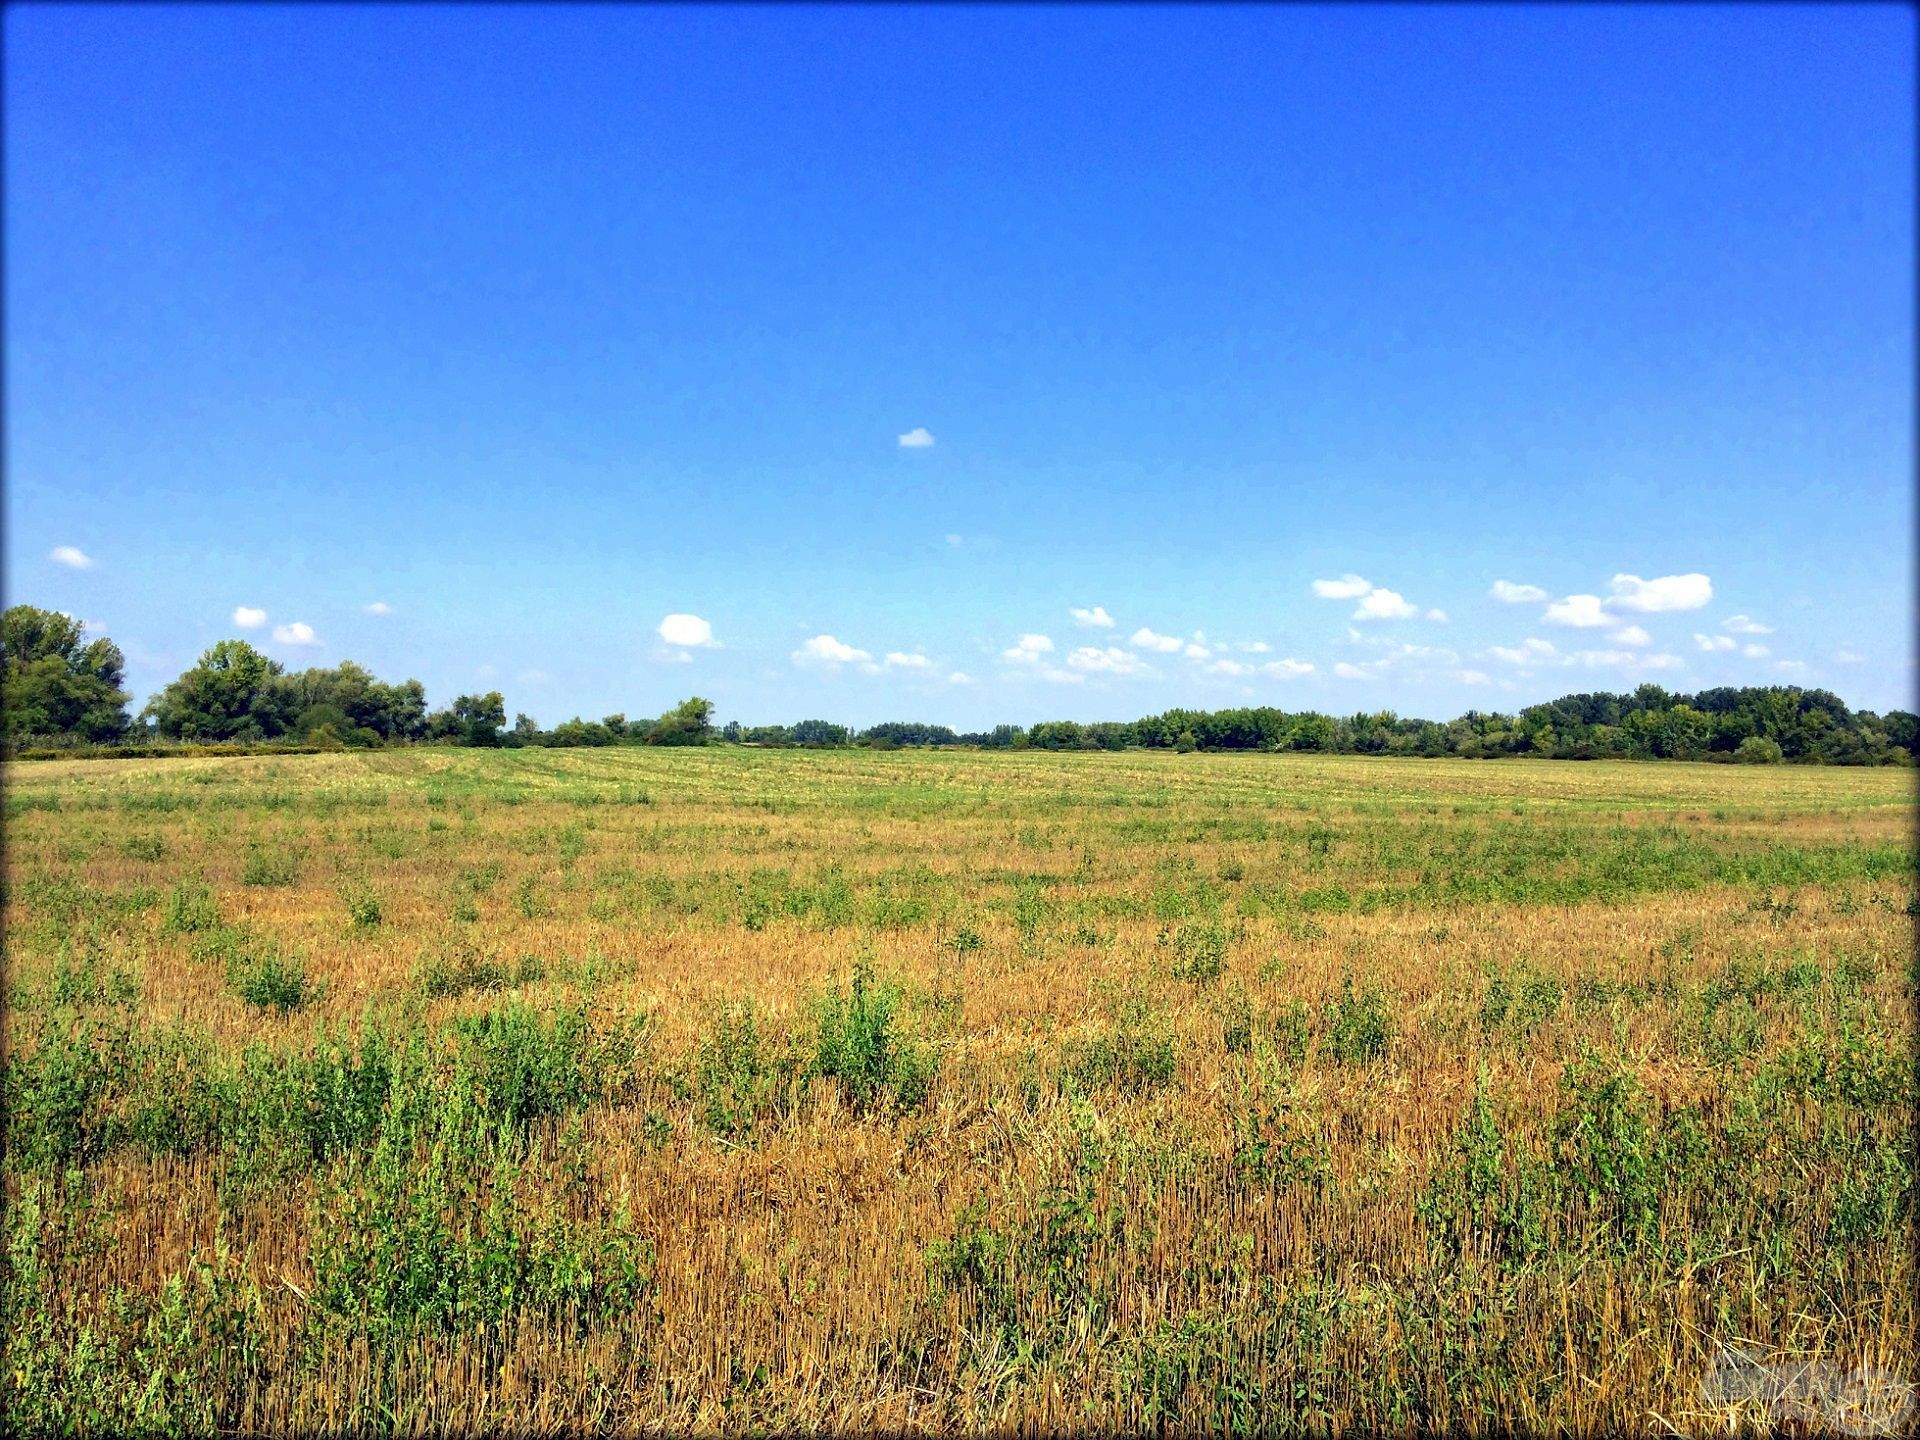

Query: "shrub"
(161, 881), (221, 935)
(808, 959), (935, 1113)
(340, 883), (382, 929)
(240, 844), (299, 887)
(1321, 973), (1395, 1064)
(1063, 994), (1179, 1094)
(1734, 736), (1784, 764)
(1169, 920), (1229, 983)
(226, 947), (313, 1013)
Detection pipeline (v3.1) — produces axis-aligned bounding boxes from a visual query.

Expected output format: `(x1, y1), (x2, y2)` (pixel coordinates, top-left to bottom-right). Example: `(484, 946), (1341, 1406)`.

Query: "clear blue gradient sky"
(7, 4), (1913, 728)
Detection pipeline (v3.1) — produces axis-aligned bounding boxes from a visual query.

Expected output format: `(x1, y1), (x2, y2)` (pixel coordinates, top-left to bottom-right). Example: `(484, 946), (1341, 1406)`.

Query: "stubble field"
(2, 747), (1913, 1435)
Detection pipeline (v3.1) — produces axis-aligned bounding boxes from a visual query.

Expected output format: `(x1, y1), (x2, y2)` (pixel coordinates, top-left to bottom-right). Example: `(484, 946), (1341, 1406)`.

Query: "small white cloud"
(1642, 653), (1685, 671)
(945, 533), (963, 547)
(1609, 572), (1712, 613)
(365, 601), (393, 616)
(271, 621), (320, 647)
(1489, 580), (1548, 604)
(1238, 641), (1272, 654)
(884, 652), (931, 669)
(1742, 643), (1770, 658)
(1570, 649), (1636, 667)
(794, 634), (872, 665)
(1834, 647), (1864, 664)
(1130, 627), (1184, 653)
(1610, 625), (1651, 647)
(898, 427), (936, 448)
(1312, 574), (1373, 600)
(1722, 614), (1772, 635)
(1183, 642), (1210, 659)
(232, 606), (267, 629)
(1333, 661), (1373, 680)
(1066, 646), (1145, 675)
(1203, 658), (1252, 677)
(1459, 669), (1491, 684)
(1003, 633), (1055, 663)
(1354, 588), (1418, 621)
(658, 613), (717, 648)
(947, 671), (973, 685)
(1261, 658), (1314, 678)
(1488, 639), (1557, 666)
(1776, 660), (1810, 675)
(49, 545), (93, 570)
(1070, 605), (1115, 629)
(1544, 595), (1612, 628)
(1424, 608), (1449, 623)
(1694, 633), (1736, 653)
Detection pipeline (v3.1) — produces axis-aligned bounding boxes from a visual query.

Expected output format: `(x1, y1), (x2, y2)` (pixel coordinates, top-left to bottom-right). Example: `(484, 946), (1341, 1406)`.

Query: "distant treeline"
(3, 604), (1911, 764)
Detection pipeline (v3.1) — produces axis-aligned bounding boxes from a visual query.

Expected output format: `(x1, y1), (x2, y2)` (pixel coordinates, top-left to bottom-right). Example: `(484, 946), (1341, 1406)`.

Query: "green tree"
(142, 639), (285, 741)
(644, 697), (715, 746)
(0, 606), (131, 742)
(427, 692), (507, 746)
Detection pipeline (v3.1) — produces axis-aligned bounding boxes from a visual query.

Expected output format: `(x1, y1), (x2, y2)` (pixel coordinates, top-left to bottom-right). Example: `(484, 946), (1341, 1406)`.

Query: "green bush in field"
(225, 945), (313, 1013)
(696, 1000), (793, 1139)
(808, 959), (935, 1113)
(450, 1001), (622, 1130)
(1168, 920), (1229, 983)
(340, 882), (382, 929)
(240, 844), (299, 887)
(161, 881), (220, 934)
(1063, 993), (1179, 1094)
(1321, 973), (1395, 1064)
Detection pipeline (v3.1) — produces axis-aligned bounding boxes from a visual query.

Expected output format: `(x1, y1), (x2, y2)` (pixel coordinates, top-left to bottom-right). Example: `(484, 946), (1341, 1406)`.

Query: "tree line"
(2, 604), (1910, 765)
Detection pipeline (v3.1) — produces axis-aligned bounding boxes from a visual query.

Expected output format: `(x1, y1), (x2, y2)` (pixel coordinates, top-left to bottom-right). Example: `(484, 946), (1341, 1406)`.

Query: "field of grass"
(3, 747), (1913, 1435)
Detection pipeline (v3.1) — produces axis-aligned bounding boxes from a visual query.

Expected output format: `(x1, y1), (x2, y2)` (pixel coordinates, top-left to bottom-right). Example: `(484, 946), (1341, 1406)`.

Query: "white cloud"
(658, 613), (717, 648)
(49, 545), (93, 570)
(1238, 641), (1272, 654)
(884, 651), (931, 669)
(1130, 627), (1184, 653)
(1203, 659), (1251, 677)
(945, 533), (963, 547)
(1070, 605), (1115, 629)
(1721, 614), (1772, 635)
(1742, 643), (1770, 659)
(1424, 609), (1449, 623)
(948, 671), (974, 685)
(1544, 595), (1612, 628)
(365, 601), (393, 616)
(1610, 625), (1651, 647)
(1459, 669), (1491, 684)
(1183, 642), (1210, 659)
(1834, 647), (1864, 664)
(794, 634), (871, 665)
(271, 622), (320, 647)
(1354, 588), (1418, 621)
(1609, 572), (1712, 613)
(1261, 658), (1314, 678)
(1693, 634), (1736, 653)
(1489, 580), (1548, 604)
(897, 427), (936, 448)
(1777, 660), (1810, 675)
(1067, 646), (1145, 675)
(1333, 661), (1376, 680)
(1489, 638), (1557, 666)
(1643, 653), (1685, 671)
(1003, 633), (1055, 663)
(232, 606), (267, 629)
(1312, 574), (1373, 599)
(1570, 649), (1636, 667)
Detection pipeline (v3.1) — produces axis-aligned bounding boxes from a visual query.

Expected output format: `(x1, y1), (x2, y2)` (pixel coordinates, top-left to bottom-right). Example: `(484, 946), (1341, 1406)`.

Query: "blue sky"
(7, 4), (1913, 727)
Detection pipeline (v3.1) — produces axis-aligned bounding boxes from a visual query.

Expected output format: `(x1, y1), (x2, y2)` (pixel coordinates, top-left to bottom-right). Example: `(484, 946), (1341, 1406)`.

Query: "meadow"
(2, 746), (1913, 1436)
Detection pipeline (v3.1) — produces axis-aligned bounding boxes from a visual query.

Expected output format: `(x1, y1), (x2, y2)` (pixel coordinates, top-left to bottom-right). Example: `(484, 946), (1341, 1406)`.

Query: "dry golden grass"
(2, 748), (1913, 1435)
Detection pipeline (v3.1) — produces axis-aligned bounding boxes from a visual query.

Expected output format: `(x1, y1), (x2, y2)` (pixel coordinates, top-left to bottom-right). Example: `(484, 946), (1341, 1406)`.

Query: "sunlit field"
(3, 747), (1913, 1435)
